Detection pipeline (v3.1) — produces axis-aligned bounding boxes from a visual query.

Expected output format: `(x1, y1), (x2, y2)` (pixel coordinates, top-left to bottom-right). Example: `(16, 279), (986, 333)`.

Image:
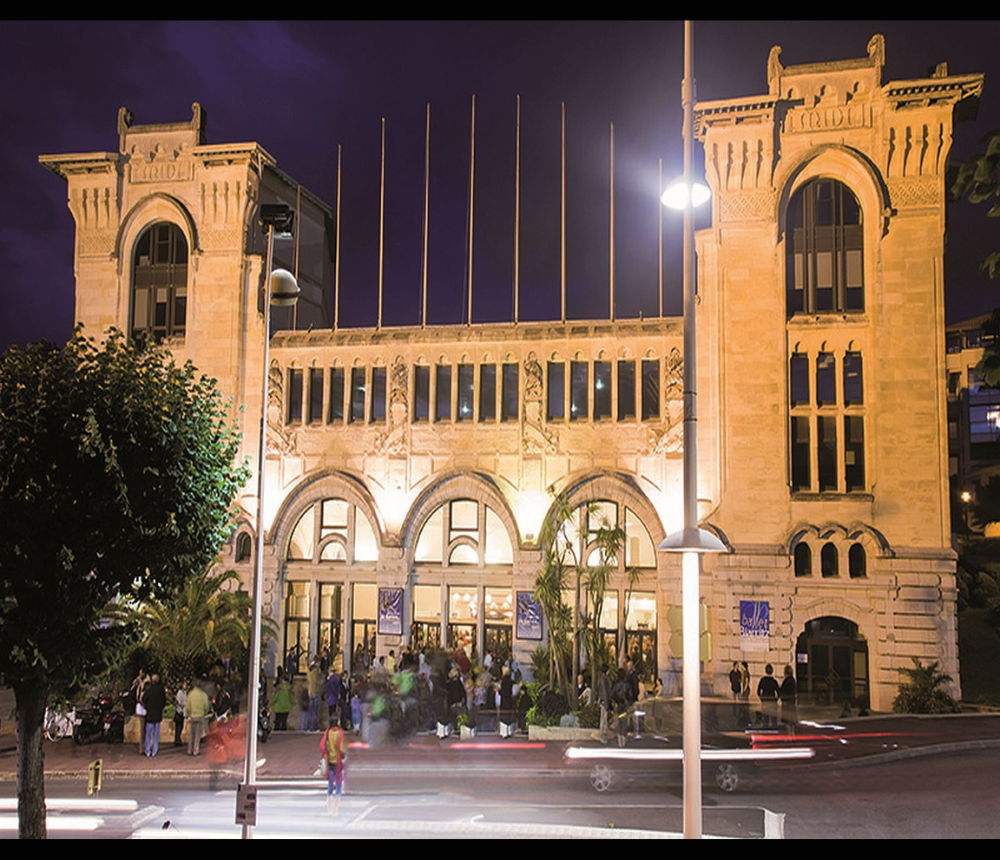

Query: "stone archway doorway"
(796, 616), (870, 709)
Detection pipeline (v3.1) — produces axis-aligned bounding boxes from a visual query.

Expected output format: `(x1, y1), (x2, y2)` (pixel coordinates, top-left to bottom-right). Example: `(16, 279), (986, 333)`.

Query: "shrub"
(892, 658), (959, 714)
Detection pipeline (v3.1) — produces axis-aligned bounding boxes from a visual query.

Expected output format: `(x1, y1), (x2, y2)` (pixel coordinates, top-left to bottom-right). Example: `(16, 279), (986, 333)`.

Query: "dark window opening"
(816, 352), (836, 406)
(794, 543), (812, 577)
(785, 178), (864, 317)
(594, 361), (612, 420)
(548, 362), (565, 421)
(845, 415), (865, 492)
(328, 368), (344, 424)
(370, 367), (387, 422)
(790, 353), (809, 407)
(414, 366), (430, 423)
(235, 532), (253, 563)
(132, 222), (188, 341)
(457, 364), (474, 421)
(479, 365), (497, 422)
(501, 364), (519, 422)
(349, 367), (366, 423)
(843, 352), (863, 405)
(435, 365), (452, 421)
(641, 360), (660, 421)
(308, 368), (324, 424)
(849, 543), (867, 578)
(791, 416), (811, 491)
(818, 416), (837, 491)
(570, 361), (588, 422)
(618, 360), (636, 421)
(287, 368), (303, 424)
(821, 543), (839, 578)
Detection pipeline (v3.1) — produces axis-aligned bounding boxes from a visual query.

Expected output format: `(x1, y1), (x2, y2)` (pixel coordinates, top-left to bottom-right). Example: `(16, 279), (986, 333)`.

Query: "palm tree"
(121, 566), (270, 690)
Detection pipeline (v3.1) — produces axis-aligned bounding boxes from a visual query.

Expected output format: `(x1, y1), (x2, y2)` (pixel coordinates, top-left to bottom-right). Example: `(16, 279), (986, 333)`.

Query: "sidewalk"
(3, 708), (1000, 782)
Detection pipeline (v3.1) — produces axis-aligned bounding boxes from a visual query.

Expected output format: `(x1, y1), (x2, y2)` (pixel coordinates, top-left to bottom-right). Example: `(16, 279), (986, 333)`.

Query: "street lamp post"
(658, 20), (727, 840)
(240, 203), (299, 839)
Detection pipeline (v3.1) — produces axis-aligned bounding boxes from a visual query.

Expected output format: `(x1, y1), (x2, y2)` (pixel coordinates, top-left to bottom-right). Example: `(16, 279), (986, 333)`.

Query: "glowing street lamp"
(657, 21), (727, 841)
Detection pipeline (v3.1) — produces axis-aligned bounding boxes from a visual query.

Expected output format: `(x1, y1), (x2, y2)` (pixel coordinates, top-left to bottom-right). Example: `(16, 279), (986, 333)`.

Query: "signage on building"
(516, 591), (543, 641)
(739, 600), (770, 652)
(378, 587), (403, 635)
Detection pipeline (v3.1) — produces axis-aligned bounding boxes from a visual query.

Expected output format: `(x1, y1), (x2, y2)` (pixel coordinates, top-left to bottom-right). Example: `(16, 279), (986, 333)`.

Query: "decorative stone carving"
(665, 347), (683, 401)
(522, 351), (558, 454)
(265, 359), (297, 455)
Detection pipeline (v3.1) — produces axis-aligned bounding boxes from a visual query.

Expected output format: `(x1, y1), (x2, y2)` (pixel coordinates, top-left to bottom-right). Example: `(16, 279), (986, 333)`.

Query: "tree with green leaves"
(891, 658), (959, 714)
(0, 329), (250, 838)
(117, 566), (272, 693)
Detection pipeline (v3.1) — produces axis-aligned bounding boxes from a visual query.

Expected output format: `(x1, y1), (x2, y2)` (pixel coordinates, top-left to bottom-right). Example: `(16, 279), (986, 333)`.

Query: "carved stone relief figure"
(522, 351), (558, 454)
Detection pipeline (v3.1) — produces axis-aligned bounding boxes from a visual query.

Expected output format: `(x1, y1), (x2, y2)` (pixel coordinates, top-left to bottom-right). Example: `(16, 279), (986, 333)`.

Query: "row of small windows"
(790, 351), (863, 407)
(786, 179), (864, 317)
(794, 542), (867, 579)
(286, 358), (665, 426)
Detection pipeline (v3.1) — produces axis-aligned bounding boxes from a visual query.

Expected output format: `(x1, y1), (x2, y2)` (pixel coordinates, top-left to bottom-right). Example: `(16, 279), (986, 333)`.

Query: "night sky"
(2, 20), (998, 352)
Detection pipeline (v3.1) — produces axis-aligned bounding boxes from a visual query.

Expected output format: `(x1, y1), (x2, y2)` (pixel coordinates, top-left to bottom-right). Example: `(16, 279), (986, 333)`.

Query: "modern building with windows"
(40, 37), (983, 710)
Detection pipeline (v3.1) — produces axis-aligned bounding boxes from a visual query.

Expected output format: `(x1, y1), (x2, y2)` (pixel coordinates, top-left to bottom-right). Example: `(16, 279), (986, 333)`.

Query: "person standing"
(307, 659), (325, 731)
(173, 685), (187, 746)
(757, 663), (780, 728)
(142, 673), (166, 757)
(325, 666), (343, 729)
(185, 679), (211, 756)
(598, 664), (612, 740)
(739, 661), (752, 727)
(271, 674), (294, 731)
(779, 664), (798, 730)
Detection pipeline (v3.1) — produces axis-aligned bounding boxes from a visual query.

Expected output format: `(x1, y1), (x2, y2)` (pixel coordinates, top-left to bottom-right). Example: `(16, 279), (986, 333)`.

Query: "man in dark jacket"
(142, 673), (167, 757)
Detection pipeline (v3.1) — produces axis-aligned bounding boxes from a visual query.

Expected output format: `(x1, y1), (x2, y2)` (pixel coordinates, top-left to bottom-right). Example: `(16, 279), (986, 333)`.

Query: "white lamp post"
(241, 203), (299, 839)
(658, 20), (727, 841)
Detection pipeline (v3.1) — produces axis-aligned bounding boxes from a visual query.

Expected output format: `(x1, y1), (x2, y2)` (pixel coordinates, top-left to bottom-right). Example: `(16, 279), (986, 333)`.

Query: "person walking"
(321, 720), (348, 815)
(307, 659), (325, 731)
(271, 674), (294, 731)
(173, 685), (187, 746)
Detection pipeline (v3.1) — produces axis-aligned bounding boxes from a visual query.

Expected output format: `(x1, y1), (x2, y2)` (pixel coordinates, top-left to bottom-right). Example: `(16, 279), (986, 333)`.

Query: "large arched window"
(786, 178), (863, 317)
(287, 497), (379, 563)
(414, 498), (513, 566)
(131, 222), (188, 340)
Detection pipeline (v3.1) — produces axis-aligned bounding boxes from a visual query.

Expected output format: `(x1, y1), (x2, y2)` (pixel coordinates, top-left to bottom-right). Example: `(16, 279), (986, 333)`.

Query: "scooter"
(73, 694), (125, 744)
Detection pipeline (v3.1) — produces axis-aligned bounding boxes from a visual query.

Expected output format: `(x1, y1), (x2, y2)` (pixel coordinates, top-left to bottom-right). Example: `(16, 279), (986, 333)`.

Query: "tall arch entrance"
(795, 616), (870, 708)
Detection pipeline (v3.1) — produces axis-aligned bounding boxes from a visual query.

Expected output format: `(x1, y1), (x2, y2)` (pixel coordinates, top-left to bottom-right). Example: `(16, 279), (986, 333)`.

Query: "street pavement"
(2, 707), (1000, 783)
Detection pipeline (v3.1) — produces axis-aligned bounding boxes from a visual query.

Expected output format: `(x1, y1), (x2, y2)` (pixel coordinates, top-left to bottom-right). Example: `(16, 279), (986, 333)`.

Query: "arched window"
(794, 543), (812, 577)
(234, 532), (253, 563)
(849, 543), (867, 578)
(786, 178), (863, 317)
(821, 542), (839, 578)
(287, 497), (378, 563)
(414, 499), (513, 566)
(131, 222), (188, 340)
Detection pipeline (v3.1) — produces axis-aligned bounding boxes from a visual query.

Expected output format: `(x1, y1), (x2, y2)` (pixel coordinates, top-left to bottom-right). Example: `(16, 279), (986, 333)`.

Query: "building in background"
(40, 37), (984, 710)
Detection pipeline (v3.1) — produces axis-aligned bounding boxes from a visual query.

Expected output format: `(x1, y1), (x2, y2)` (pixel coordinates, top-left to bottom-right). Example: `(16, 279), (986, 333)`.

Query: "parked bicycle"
(43, 704), (78, 742)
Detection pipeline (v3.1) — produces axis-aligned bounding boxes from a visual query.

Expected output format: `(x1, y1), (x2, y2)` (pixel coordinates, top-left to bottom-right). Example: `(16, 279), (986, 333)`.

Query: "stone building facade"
(40, 37), (984, 710)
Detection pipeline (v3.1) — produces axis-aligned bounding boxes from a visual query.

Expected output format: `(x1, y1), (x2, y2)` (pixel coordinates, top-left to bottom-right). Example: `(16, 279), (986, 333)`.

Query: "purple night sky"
(2, 21), (998, 352)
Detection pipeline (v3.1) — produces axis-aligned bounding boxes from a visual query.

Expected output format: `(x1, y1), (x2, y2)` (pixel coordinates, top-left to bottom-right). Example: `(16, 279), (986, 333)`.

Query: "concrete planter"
(527, 725), (600, 742)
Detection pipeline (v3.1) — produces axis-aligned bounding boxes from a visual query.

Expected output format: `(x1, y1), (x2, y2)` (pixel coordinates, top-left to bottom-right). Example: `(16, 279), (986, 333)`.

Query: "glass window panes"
(450, 500), (478, 533)
(285, 581), (310, 617)
(414, 365), (430, 422)
(457, 364), (474, 421)
(548, 362), (565, 420)
(790, 353), (809, 406)
(618, 360), (636, 421)
(308, 368), (324, 423)
(816, 352), (836, 406)
(479, 364), (496, 422)
(570, 361), (588, 421)
(843, 352), (863, 405)
(501, 364), (519, 421)
(288, 508), (315, 560)
(594, 361), (612, 420)
(449, 587), (479, 622)
(625, 591), (656, 630)
(370, 366), (387, 422)
(641, 360), (660, 420)
(328, 368), (344, 423)
(625, 508), (656, 568)
(287, 369), (303, 424)
(484, 507), (513, 564)
(484, 588), (513, 624)
(435, 365), (452, 421)
(349, 367), (365, 423)
(354, 508), (378, 561)
(415, 507), (445, 562)
(413, 585), (441, 622)
(353, 583), (377, 619)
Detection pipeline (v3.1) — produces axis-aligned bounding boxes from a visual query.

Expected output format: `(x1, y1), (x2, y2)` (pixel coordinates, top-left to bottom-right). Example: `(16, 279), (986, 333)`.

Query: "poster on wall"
(516, 591), (543, 641)
(378, 587), (403, 636)
(739, 600), (770, 652)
